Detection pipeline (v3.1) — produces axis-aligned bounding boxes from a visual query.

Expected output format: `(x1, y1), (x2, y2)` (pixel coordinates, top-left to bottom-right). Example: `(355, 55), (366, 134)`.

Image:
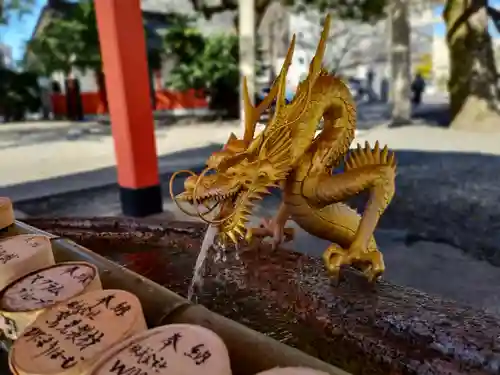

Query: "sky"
(1, 1), (500, 64)
(0, 0), (44, 62)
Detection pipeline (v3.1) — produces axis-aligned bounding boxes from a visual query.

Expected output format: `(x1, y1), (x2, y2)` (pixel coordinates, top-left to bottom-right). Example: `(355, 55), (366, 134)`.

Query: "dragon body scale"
(170, 14), (397, 281)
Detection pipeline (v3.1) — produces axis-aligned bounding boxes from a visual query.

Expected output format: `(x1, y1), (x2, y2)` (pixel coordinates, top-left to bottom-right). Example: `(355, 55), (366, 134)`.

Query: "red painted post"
(94, 0), (162, 217)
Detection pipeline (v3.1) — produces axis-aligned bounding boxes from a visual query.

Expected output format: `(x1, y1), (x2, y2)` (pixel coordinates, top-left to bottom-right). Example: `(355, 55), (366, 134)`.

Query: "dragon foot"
(322, 244), (385, 282)
(250, 218), (295, 249)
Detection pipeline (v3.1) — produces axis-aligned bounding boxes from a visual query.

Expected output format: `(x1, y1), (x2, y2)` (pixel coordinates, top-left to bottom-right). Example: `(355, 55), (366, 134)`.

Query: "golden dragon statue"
(169, 14), (397, 281)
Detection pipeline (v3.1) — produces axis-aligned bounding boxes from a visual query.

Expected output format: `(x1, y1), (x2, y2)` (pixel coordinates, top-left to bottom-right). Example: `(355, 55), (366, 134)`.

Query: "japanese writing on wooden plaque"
(11, 290), (142, 375)
(1, 263), (97, 311)
(93, 324), (230, 375)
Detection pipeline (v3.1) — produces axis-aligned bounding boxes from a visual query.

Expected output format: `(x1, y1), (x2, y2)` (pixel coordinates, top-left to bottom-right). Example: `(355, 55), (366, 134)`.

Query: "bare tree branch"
(330, 32), (358, 73)
(487, 5), (500, 34)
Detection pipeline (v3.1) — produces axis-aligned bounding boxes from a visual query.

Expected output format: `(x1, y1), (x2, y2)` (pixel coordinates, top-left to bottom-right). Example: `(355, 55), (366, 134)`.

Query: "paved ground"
(4, 97), (500, 314)
(0, 120), (242, 187)
(0, 96), (449, 188)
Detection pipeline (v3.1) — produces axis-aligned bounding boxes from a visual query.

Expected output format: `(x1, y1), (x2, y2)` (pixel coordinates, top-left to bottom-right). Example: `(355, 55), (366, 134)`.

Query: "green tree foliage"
(26, 24), (78, 77)
(163, 14), (206, 75)
(0, 0), (35, 25)
(25, 0), (100, 77)
(24, 0), (163, 114)
(0, 67), (41, 121)
(26, 0), (162, 76)
(164, 15), (239, 117)
(72, 0), (101, 72)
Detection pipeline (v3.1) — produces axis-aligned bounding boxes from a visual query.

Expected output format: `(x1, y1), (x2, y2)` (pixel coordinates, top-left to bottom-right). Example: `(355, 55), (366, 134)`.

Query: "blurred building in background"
(30, 0), (234, 94)
(27, 0), (234, 117)
(257, 1), (437, 98)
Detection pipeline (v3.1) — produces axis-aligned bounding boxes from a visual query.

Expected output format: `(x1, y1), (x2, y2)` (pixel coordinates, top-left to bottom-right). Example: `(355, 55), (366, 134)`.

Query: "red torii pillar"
(94, 0), (163, 217)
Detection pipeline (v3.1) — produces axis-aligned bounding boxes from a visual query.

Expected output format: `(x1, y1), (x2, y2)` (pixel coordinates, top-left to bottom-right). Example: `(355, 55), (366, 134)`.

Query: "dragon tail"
(344, 141), (397, 171)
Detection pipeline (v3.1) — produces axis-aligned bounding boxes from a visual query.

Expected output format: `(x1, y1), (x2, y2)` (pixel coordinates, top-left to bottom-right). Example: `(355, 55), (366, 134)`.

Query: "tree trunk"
(389, 0), (412, 125)
(444, 0), (500, 131)
(95, 70), (108, 114)
(64, 72), (83, 121)
(239, 0), (256, 129)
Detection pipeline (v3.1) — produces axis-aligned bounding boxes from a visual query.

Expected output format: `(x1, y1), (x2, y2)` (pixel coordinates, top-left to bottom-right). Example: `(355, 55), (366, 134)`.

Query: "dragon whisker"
(169, 169), (201, 218)
(193, 167), (239, 225)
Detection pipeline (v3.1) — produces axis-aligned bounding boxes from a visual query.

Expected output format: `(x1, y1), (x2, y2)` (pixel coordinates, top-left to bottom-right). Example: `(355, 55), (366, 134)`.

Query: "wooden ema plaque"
(9, 289), (147, 375)
(0, 235), (55, 290)
(255, 368), (330, 375)
(88, 324), (231, 375)
(0, 262), (102, 340)
(0, 197), (15, 230)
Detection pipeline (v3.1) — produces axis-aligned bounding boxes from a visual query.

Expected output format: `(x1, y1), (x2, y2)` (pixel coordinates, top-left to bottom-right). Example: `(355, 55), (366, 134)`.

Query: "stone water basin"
(24, 217), (500, 375)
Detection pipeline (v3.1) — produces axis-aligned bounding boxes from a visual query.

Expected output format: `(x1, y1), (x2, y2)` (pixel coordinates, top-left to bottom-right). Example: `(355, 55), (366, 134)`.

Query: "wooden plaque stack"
(0, 262), (102, 339)
(9, 289), (146, 375)
(0, 198), (14, 231)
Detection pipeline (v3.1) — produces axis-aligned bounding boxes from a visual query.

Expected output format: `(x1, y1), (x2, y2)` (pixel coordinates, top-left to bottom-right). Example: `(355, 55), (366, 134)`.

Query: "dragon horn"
(272, 33), (296, 121)
(242, 76), (259, 143)
(243, 34), (296, 143)
(284, 13), (330, 125)
(226, 132), (237, 145)
(276, 34), (296, 111)
(309, 13), (331, 80)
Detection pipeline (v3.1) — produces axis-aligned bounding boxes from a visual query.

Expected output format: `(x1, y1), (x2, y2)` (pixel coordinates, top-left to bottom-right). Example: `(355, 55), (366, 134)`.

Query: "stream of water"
(187, 224), (219, 301)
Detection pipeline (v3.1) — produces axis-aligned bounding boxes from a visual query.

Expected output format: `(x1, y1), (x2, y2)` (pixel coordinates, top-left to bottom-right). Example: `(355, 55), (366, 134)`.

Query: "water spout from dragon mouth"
(170, 165), (251, 302)
(187, 223), (219, 302)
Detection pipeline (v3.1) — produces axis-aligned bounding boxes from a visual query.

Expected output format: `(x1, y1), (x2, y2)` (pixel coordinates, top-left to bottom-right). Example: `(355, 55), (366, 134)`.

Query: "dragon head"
(174, 121), (292, 243)
(170, 15), (333, 244)
(205, 133), (248, 170)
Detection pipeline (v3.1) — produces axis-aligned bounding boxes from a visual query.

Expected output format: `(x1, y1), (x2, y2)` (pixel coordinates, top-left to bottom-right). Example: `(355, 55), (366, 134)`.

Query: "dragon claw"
(250, 217), (294, 248)
(322, 243), (345, 277)
(356, 251), (385, 282)
(322, 244), (385, 282)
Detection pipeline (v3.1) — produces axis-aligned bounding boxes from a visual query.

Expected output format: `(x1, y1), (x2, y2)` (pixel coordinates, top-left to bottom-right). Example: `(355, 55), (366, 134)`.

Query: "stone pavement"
(0, 120), (242, 189)
(0, 95), (449, 192)
(0, 120), (369, 201)
(356, 124), (500, 154)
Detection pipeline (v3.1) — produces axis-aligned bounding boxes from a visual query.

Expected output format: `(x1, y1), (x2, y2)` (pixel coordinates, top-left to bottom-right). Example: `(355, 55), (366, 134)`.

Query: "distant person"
(411, 73), (426, 106)
(380, 77), (389, 103)
(365, 68), (376, 102)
